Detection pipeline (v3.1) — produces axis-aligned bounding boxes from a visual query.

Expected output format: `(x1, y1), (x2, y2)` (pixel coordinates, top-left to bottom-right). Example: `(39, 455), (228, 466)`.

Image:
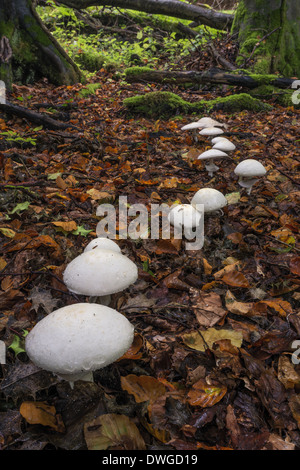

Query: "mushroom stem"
(205, 161), (219, 177)
(89, 295), (112, 306)
(238, 177), (260, 195)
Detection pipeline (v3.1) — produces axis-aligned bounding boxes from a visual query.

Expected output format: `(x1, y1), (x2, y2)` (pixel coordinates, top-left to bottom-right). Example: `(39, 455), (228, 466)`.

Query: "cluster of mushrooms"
(25, 116), (267, 389)
(167, 116), (267, 239)
(25, 238), (138, 388)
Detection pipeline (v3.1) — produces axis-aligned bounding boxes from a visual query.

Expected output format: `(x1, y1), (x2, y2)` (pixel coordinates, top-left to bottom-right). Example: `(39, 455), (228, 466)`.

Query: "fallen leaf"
(182, 328), (243, 352)
(225, 290), (254, 316)
(221, 271), (250, 288)
(84, 414), (146, 450)
(190, 289), (227, 327)
(20, 401), (65, 432)
(121, 375), (166, 404)
(187, 378), (227, 407)
(52, 220), (77, 232)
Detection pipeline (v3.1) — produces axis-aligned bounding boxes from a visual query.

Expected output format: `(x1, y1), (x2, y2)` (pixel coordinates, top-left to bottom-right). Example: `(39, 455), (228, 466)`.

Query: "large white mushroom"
(197, 117), (225, 129)
(191, 188), (227, 214)
(234, 159), (267, 195)
(197, 149), (229, 177)
(25, 303), (134, 387)
(63, 249), (138, 304)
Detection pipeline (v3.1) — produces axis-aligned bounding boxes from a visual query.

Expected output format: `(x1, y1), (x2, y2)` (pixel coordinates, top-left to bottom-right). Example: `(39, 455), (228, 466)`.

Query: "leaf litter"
(0, 65), (299, 451)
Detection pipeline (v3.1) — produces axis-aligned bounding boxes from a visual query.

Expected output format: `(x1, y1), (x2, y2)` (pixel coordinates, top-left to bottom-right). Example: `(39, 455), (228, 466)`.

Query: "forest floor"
(0, 45), (300, 451)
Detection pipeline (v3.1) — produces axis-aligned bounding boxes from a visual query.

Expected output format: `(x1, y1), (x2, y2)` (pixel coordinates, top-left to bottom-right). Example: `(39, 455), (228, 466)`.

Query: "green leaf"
(136, 30), (143, 40)
(71, 226), (93, 237)
(8, 201), (31, 215)
(47, 172), (62, 180)
(8, 331), (28, 356)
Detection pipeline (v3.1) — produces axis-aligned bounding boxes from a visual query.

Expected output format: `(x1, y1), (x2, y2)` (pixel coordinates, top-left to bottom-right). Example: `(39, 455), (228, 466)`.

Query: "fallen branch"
(0, 102), (79, 130)
(125, 67), (295, 89)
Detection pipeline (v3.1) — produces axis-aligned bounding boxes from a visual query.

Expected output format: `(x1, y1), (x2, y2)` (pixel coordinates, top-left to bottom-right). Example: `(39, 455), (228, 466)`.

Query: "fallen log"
(0, 102), (78, 130)
(125, 67), (295, 90)
(61, 0), (233, 30)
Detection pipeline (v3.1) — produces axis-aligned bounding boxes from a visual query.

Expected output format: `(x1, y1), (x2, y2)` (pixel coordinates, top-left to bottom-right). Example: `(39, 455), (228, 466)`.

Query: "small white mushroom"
(212, 139), (236, 152)
(197, 149), (229, 177)
(25, 303), (134, 387)
(234, 159), (267, 195)
(168, 204), (202, 230)
(63, 249), (138, 304)
(84, 237), (121, 253)
(168, 203), (203, 245)
(199, 127), (225, 137)
(181, 121), (205, 142)
(197, 117), (226, 129)
(191, 188), (227, 214)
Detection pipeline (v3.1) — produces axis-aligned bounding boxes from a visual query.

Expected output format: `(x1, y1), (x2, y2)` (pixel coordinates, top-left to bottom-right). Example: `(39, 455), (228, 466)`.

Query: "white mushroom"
(25, 303), (134, 387)
(181, 121), (205, 142)
(84, 237), (121, 253)
(199, 127), (225, 137)
(63, 249), (138, 304)
(191, 188), (227, 214)
(234, 159), (267, 195)
(212, 139), (236, 152)
(168, 204), (202, 230)
(197, 117), (225, 128)
(197, 149), (229, 177)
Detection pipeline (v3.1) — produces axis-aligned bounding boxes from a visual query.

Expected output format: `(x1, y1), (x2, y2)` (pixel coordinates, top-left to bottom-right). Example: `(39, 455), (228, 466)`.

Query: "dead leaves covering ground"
(0, 68), (300, 451)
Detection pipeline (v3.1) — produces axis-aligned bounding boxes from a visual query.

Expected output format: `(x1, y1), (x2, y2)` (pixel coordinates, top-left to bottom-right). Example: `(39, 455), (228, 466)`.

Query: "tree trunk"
(232, 0), (300, 77)
(61, 0), (233, 30)
(0, 0), (81, 90)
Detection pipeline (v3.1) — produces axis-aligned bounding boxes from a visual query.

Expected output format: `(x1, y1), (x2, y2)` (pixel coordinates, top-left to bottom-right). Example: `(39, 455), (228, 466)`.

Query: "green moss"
(78, 83), (102, 97)
(125, 66), (154, 79)
(123, 91), (192, 117)
(249, 85), (300, 109)
(123, 91), (272, 117)
(75, 51), (105, 72)
(232, 0), (300, 76)
(207, 93), (272, 112)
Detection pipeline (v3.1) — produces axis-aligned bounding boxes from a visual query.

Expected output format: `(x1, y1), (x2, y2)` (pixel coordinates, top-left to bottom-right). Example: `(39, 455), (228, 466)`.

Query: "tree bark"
(61, 0), (233, 30)
(232, 0), (300, 76)
(0, 0), (81, 90)
(125, 67), (295, 89)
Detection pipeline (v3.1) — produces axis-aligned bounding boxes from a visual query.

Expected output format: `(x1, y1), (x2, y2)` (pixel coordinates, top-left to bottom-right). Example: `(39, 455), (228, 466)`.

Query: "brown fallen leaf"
(187, 378), (227, 407)
(84, 414), (146, 450)
(225, 290), (254, 316)
(182, 328), (243, 352)
(190, 289), (227, 327)
(221, 271), (250, 288)
(121, 374), (166, 404)
(20, 401), (65, 432)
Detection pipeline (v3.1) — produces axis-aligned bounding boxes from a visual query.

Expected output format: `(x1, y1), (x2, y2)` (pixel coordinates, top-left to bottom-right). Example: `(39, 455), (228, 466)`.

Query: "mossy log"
(0, 0), (81, 90)
(61, 0), (233, 31)
(125, 67), (295, 89)
(123, 91), (272, 118)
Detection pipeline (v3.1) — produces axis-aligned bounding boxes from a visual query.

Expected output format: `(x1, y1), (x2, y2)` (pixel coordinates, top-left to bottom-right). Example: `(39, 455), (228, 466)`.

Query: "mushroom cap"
(168, 204), (202, 229)
(181, 121), (204, 130)
(84, 237), (121, 253)
(191, 188), (227, 213)
(63, 249), (138, 296)
(234, 159), (266, 178)
(211, 136), (228, 145)
(25, 303), (134, 382)
(197, 149), (228, 160)
(212, 140), (236, 152)
(199, 127), (225, 136)
(197, 117), (224, 128)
